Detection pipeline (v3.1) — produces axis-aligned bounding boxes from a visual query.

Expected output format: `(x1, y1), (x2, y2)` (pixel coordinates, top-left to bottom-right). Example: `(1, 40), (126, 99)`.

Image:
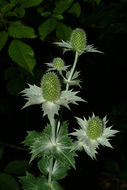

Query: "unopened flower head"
(71, 114), (118, 159)
(53, 57), (64, 70)
(70, 28), (87, 51)
(41, 72), (61, 102)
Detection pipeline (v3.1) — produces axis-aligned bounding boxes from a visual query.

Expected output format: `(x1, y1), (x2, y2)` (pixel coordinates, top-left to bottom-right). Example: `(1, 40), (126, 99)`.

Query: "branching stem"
(66, 51), (79, 91)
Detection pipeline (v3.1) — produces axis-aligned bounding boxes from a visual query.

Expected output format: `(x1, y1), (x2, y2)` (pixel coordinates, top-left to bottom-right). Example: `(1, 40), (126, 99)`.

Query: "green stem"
(66, 51), (79, 91)
(48, 157), (53, 184)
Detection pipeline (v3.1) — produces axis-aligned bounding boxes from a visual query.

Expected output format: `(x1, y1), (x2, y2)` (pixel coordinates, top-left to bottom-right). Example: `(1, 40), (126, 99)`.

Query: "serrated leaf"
(0, 173), (20, 190)
(56, 22), (72, 41)
(54, 0), (73, 14)
(24, 131), (41, 146)
(0, 31), (8, 51)
(38, 18), (57, 40)
(8, 21), (36, 38)
(21, 0), (44, 8)
(68, 2), (81, 17)
(19, 172), (45, 190)
(8, 39), (36, 73)
(4, 160), (29, 175)
(20, 174), (63, 190)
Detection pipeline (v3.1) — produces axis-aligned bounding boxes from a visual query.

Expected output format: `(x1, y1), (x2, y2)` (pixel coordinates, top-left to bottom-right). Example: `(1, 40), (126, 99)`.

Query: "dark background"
(0, 0), (127, 189)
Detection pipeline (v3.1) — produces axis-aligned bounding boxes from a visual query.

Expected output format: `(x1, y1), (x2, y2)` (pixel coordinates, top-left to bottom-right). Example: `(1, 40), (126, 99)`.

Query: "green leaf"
(13, 7), (25, 18)
(21, 0), (44, 8)
(23, 131), (41, 147)
(8, 21), (36, 38)
(20, 174), (63, 190)
(53, 121), (76, 169)
(54, 0), (73, 14)
(1, 2), (17, 13)
(0, 0), (8, 6)
(8, 39), (36, 73)
(68, 2), (81, 17)
(0, 31), (8, 51)
(38, 18), (57, 40)
(19, 172), (44, 190)
(4, 160), (29, 175)
(56, 22), (72, 41)
(37, 7), (51, 17)
(0, 173), (20, 190)
(38, 157), (50, 175)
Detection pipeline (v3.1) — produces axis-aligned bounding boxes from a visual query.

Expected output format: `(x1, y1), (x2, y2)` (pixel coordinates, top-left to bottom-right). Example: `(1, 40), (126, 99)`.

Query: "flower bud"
(53, 57), (64, 70)
(87, 117), (103, 139)
(41, 72), (61, 102)
(70, 28), (87, 51)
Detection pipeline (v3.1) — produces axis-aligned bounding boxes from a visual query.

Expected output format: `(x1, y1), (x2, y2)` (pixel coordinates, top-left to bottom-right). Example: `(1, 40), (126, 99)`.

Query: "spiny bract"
(87, 117), (103, 139)
(70, 28), (87, 51)
(41, 72), (61, 102)
(53, 57), (64, 69)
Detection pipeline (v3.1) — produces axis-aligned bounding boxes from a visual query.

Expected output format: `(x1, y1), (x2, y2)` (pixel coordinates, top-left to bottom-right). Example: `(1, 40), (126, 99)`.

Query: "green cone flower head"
(53, 57), (64, 70)
(87, 117), (103, 139)
(70, 28), (87, 51)
(41, 72), (61, 102)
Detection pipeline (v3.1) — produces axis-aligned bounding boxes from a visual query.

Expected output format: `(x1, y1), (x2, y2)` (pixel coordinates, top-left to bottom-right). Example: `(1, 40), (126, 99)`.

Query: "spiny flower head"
(87, 116), (103, 139)
(54, 28), (103, 55)
(71, 114), (118, 159)
(41, 72), (61, 102)
(53, 57), (64, 70)
(70, 28), (87, 51)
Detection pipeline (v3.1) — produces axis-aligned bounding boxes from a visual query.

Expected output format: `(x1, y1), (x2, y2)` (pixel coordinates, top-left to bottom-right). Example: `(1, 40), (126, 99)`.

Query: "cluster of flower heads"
(21, 28), (118, 159)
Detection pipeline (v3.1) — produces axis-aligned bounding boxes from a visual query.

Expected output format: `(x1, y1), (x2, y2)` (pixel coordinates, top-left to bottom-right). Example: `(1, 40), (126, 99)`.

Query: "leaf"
(4, 160), (29, 175)
(23, 131), (41, 147)
(56, 22), (72, 41)
(1, 2), (17, 13)
(54, 0), (73, 14)
(8, 21), (36, 38)
(0, 173), (20, 190)
(38, 18), (57, 40)
(21, 0), (44, 8)
(0, 31), (8, 51)
(8, 39), (36, 73)
(20, 174), (63, 190)
(38, 157), (50, 175)
(68, 2), (81, 17)
(13, 7), (25, 18)
(37, 7), (51, 17)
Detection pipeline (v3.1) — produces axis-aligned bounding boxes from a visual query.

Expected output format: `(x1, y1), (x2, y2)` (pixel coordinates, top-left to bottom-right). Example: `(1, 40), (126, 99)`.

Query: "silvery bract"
(71, 114), (118, 159)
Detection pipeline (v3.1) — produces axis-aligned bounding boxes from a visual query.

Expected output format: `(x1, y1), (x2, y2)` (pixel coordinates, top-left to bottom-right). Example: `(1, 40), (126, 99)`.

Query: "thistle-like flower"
(21, 72), (84, 124)
(45, 57), (69, 72)
(54, 28), (103, 55)
(71, 114), (118, 159)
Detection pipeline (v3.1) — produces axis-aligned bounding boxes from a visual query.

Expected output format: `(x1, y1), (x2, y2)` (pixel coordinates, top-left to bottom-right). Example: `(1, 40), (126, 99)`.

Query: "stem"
(49, 117), (55, 142)
(66, 51), (79, 91)
(48, 157), (53, 184)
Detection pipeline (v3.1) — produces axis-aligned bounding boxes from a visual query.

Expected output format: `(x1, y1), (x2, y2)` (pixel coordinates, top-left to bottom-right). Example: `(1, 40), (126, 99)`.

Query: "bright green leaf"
(54, 0), (73, 14)
(56, 22), (72, 41)
(4, 160), (29, 175)
(21, 0), (44, 8)
(38, 18), (57, 40)
(0, 31), (8, 51)
(8, 21), (36, 38)
(0, 173), (20, 190)
(68, 2), (81, 17)
(8, 39), (36, 73)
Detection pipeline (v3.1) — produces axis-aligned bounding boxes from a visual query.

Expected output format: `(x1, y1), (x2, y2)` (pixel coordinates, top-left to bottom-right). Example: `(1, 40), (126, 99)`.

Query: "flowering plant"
(19, 28), (118, 190)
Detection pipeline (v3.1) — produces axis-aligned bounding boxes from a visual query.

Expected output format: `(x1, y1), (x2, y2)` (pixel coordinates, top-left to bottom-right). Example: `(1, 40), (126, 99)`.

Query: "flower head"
(45, 57), (69, 72)
(71, 114), (118, 159)
(54, 28), (103, 55)
(21, 72), (85, 123)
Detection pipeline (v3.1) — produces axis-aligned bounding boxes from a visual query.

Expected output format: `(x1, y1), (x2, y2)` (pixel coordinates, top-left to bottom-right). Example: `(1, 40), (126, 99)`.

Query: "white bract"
(71, 114), (118, 159)
(21, 81), (85, 124)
